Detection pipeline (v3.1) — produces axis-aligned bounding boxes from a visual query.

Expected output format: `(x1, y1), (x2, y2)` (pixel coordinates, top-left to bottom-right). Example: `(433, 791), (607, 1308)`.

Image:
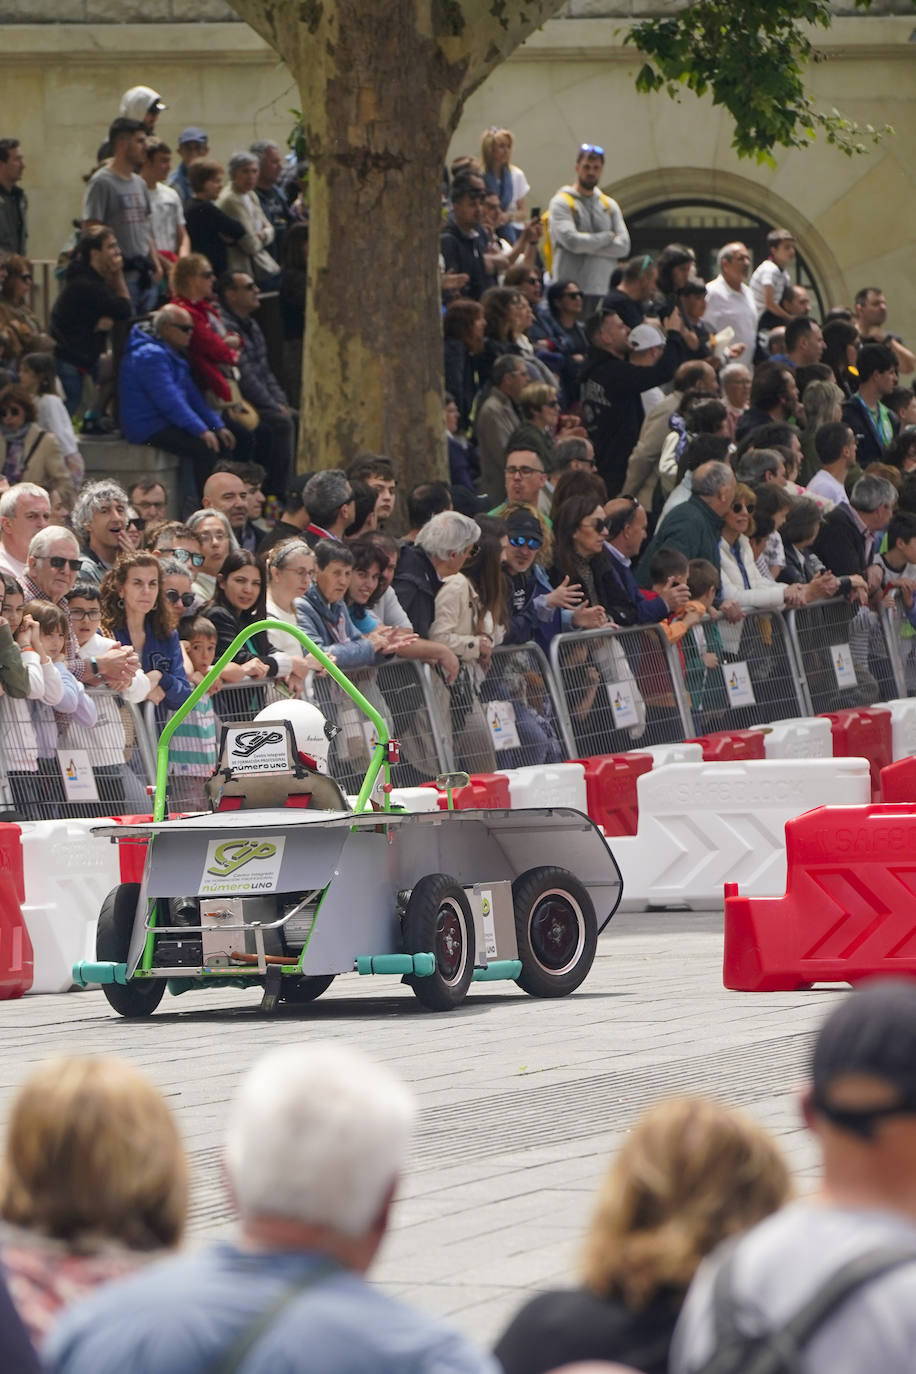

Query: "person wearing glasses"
(142, 518), (205, 570)
(119, 304), (237, 512)
(0, 254), (53, 363)
(159, 556), (198, 626)
(129, 478), (169, 524)
(0, 385), (70, 498)
(71, 480), (132, 587)
(529, 280), (588, 406)
(22, 525), (140, 688)
(503, 503), (606, 655)
(547, 144), (630, 317)
(169, 253), (241, 407)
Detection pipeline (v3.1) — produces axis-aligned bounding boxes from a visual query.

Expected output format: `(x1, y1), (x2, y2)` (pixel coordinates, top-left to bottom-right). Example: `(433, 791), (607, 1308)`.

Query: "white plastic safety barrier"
(347, 786), (441, 813)
(19, 819), (120, 993)
(504, 762), (587, 813)
(611, 757), (871, 912)
(637, 743), (704, 766)
(754, 717), (834, 760)
(884, 698), (916, 761)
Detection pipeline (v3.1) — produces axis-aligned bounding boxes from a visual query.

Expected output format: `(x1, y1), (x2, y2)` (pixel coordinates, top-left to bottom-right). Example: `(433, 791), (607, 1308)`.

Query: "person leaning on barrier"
(812, 473), (897, 599)
(635, 463), (742, 624)
(296, 539), (415, 669)
(874, 509), (916, 624)
(394, 509), (479, 640)
(49, 1044), (497, 1374)
(603, 501), (690, 627)
(718, 482), (825, 611)
(502, 503), (606, 654)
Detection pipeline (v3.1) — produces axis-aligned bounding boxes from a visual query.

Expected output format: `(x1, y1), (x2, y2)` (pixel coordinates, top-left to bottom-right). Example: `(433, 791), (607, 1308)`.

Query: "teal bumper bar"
(356, 953), (436, 977)
(72, 960), (129, 988)
(472, 960), (523, 981)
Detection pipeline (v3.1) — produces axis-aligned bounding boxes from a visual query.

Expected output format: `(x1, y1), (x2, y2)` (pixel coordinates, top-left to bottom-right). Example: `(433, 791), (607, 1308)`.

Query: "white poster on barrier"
(723, 661), (756, 708)
(830, 643), (857, 689)
(57, 750), (99, 803)
(486, 700), (521, 751)
(607, 681), (640, 728)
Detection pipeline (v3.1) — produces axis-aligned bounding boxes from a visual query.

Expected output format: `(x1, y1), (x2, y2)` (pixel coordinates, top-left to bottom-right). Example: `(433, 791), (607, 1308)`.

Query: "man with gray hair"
(217, 151), (280, 284)
(303, 470), (355, 546)
(735, 448), (786, 488)
(119, 304), (236, 510)
(476, 354), (529, 504)
(394, 510), (480, 640)
(72, 480), (132, 586)
(814, 473), (898, 594)
(636, 461), (742, 623)
(0, 482), (50, 580)
(251, 139), (292, 251)
(22, 525), (138, 686)
(48, 1043), (497, 1374)
(704, 242), (757, 363)
(721, 361), (753, 437)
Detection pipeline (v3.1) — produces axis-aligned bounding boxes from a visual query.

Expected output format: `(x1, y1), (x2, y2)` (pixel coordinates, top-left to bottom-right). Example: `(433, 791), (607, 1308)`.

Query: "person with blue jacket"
(296, 540), (412, 669)
(118, 305), (237, 509)
(99, 551), (193, 722)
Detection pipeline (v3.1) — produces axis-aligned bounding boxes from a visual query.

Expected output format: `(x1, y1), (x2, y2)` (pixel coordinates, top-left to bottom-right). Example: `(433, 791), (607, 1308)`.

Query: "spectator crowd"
(0, 102), (916, 808)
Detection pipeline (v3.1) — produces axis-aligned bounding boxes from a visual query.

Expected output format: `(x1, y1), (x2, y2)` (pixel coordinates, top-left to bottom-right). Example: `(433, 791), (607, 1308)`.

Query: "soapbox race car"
(73, 621), (622, 1017)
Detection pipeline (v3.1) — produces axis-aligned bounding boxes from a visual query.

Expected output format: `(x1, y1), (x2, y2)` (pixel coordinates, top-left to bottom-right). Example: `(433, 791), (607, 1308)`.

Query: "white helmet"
(254, 700), (334, 774)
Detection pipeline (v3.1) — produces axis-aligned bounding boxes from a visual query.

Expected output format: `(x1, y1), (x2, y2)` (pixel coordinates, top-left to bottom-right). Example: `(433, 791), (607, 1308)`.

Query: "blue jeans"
(56, 360), (85, 415)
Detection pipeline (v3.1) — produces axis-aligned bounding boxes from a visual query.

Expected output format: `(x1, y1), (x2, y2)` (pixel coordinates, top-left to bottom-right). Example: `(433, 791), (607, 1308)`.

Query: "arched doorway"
(627, 200), (826, 320)
(607, 168), (847, 322)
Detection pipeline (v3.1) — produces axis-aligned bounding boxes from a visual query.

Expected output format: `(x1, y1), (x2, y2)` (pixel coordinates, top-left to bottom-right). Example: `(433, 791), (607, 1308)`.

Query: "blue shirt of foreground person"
(47, 1043), (497, 1374)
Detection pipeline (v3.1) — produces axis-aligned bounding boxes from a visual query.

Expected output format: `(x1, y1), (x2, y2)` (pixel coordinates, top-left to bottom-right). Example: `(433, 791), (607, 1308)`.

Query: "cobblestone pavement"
(0, 910), (844, 1350)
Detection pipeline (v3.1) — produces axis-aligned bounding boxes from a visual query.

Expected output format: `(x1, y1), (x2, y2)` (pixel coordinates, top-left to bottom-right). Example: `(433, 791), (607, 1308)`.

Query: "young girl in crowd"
(169, 616), (220, 812)
(20, 599), (97, 812)
(345, 538), (389, 635)
(264, 539), (314, 656)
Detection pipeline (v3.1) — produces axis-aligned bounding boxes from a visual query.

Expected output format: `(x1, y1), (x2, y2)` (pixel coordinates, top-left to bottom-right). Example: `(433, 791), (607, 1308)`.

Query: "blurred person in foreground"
(48, 1043), (497, 1374)
(672, 980), (916, 1374)
(495, 1097), (789, 1374)
(1, 1056), (186, 1347)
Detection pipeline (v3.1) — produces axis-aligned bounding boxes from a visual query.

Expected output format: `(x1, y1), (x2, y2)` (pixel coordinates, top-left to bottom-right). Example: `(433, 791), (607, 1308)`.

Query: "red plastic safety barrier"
(724, 803), (916, 991)
(423, 774), (511, 811)
(573, 753), (653, 836)
(819, 707), (892, 801)
(686, 730), (767, 762)
(0, 823), (32, 998)
(880, 756), (916, 804)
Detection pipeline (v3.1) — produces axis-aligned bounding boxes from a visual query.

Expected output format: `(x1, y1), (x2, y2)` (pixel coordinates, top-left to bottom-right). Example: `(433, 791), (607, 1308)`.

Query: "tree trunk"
(227, 0), (565, 487)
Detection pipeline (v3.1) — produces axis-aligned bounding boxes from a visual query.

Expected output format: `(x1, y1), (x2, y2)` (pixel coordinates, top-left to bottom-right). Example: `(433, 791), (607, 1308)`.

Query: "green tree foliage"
(628, 0), (901, 162)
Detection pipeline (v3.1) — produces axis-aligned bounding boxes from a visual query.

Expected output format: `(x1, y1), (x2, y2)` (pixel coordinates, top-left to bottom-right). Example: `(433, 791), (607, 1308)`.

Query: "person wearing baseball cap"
(168, 128), (210, 208)
(672, 980), (916, 1374)
(118, 86), (167, 131)
(502, 502), (606, 654)
(628, 322), (669, 416)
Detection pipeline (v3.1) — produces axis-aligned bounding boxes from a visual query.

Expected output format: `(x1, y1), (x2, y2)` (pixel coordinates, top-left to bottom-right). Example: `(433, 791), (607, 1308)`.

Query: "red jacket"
(171, 295), (239, 402)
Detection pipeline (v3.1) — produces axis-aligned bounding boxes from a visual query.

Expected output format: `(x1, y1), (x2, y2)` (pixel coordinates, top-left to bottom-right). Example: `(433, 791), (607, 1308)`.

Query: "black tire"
(512, 866), (597, 998)
(97, 882), (166, 1018)
(280, 974), (335, 1004)
(403, 874), (475, 1011)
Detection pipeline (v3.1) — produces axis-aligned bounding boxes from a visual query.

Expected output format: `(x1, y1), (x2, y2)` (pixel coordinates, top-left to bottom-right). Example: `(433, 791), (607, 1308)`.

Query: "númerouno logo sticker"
(200, 836), (286, 895)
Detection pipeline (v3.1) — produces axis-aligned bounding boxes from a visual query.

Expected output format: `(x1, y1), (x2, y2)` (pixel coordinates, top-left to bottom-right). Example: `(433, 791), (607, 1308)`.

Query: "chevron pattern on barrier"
(724, 804), (916, 991)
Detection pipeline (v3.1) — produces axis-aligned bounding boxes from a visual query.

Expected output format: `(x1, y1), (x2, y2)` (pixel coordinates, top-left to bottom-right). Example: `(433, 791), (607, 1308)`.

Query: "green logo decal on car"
(207, 840), (278, 879)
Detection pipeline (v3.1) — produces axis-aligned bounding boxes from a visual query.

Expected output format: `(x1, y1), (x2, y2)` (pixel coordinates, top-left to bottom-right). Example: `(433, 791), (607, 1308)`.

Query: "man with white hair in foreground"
(48, 1044), (497, 1374)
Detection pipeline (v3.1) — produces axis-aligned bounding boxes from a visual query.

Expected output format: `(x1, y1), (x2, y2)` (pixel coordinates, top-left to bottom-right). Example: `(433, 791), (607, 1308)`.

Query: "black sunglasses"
(42, 556), (81, 571)
(164, 589), (195, 608)
(127, 516), (145, 532)
(508, 534), (542, 550)
(588, 518), (609, 534)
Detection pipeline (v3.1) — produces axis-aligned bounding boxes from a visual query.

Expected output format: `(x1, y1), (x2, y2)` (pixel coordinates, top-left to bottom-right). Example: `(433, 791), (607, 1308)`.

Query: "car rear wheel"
(97, 882), (165, 1018)
(403, 874), (475, 1011)
(512, 866), (597, 998)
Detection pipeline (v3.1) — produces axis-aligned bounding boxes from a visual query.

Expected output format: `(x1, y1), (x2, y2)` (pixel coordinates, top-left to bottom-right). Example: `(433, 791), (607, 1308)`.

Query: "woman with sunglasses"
(169, 254), (241, 407)
(186, 509), (238, 603)
(0, 255), (54, 364)
(100, 552), (192, 713)
(529, 280), (588, 405)
(718, 482), (802, 614)
(0, 384), (70, 498)
(159, 557), (198, 629)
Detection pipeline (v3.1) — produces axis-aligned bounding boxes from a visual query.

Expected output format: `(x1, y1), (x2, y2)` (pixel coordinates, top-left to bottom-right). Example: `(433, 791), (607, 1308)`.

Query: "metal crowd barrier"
(784, 597), (900, 714)
(710, 606), (808, 730)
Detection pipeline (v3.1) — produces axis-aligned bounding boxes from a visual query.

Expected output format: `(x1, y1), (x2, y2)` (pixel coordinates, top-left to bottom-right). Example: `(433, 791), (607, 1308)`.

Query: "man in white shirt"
(806, 421), (856, 507)
(139, 137), (189, 259)
(0, 482), (50, 581)
(704, 242), (757, 362)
